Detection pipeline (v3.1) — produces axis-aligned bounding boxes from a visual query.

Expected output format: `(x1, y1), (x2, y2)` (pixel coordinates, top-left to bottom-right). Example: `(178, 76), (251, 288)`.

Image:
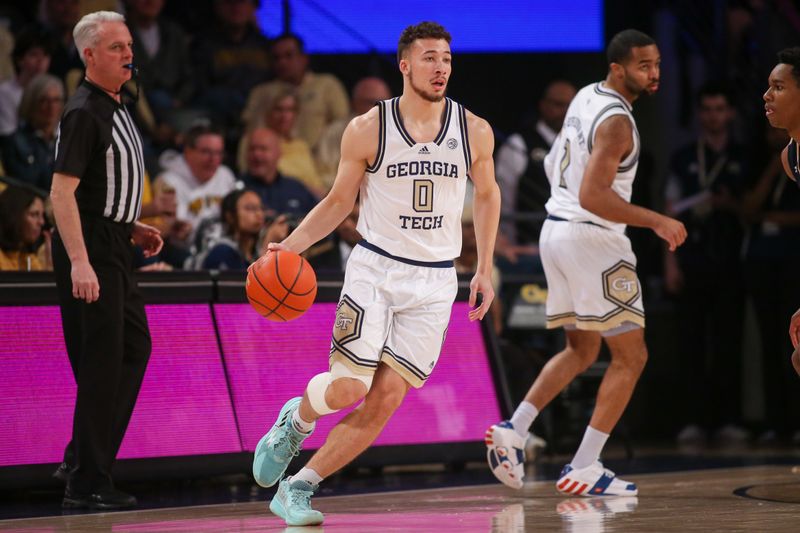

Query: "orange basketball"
(246, 250), (317, 321)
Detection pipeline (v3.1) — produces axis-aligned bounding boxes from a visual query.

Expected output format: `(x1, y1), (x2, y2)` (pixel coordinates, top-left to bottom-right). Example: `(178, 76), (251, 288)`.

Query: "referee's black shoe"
(62, 487), (137, 510)
(53, 462), (71, 482)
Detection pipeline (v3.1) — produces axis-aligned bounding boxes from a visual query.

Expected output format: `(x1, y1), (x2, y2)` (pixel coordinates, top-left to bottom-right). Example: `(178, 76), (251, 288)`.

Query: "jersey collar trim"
(594, 83), (632, 112)
(391, 97), (452, 147)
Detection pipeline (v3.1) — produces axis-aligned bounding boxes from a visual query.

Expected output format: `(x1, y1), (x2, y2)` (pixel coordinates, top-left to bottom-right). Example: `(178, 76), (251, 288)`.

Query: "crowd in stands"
(0, 0), (799, 445)
(0, 0), (377, 275)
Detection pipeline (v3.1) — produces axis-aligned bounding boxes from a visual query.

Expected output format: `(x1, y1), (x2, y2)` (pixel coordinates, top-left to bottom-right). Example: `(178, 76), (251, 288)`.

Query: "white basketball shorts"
(539, 218), (645, 332)
(329, 242), (458, 388)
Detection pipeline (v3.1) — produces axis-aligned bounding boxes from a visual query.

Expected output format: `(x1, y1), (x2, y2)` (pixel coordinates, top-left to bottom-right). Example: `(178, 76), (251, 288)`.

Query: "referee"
(50, 11), (163, 510)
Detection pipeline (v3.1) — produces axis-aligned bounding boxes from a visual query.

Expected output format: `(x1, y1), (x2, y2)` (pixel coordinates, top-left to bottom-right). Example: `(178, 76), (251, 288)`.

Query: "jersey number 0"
(413, 179), (434, 212)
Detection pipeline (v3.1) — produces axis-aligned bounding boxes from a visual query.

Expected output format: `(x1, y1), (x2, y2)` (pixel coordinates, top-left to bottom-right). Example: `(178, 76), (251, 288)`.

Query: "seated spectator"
(239, 87), (325, 196)
(307, 203), (360, 273)
(194, 188), (288, 270)
(0, 27), (53, 136)
(456, 206), (503, 335)
(155, 122), (237, 255)
(130, 169), (180, 270)
(315, 76), (391, 190)
(494, 79), (576, 274)
(241, 33), (349, 151)
(0, 185), (51, 271)
(239, 127), (318, 218)
(191, 0), (271, 129)
(36, 0), (82, 81)
(126, 0), (194, 122)
(1, 73), (63, 191)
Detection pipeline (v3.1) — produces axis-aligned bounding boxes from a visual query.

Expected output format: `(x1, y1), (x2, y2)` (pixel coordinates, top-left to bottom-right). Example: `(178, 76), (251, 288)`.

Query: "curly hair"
(778, 47), (800, 87)
(397, 21), (452, 63)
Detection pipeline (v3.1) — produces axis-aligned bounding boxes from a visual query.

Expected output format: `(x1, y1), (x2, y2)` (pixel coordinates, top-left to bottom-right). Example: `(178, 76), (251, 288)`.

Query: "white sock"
(292, 467), (323, 486)
(509, 401), (539, 438)
(571, 426), (609, 470)
(291, 409), (315, 434)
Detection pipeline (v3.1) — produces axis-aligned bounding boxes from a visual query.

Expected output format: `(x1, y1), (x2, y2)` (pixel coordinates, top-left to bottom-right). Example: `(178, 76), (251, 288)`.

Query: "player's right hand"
(71, 259), (99, 303)
(264, 241), (289, 254)
(654, 215), (687, 252)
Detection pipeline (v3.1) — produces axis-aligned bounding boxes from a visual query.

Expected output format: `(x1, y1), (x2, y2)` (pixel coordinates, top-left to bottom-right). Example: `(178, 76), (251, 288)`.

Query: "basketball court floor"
(2, 448), (799, 532)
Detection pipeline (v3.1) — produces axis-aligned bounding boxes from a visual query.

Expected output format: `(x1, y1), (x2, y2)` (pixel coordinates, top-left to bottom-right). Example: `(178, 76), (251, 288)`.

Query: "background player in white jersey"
(252, 21), (501, 526)
(486, 29), (686, 496)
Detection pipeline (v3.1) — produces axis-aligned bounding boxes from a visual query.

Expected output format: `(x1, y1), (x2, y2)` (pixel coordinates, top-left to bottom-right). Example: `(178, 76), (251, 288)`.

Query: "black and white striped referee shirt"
(54, 79), (144, 224)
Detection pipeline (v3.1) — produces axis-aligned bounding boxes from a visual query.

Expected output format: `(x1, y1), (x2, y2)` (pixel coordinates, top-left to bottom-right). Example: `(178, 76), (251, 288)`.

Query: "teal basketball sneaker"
(252, 397), (311, 487)
(269, 477), (324, 526)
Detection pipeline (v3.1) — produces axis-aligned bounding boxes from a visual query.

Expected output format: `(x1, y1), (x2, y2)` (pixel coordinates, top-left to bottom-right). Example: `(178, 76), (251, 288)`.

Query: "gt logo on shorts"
(335, 316), (354, 330)
(602, 261), (640, 307)
(612, 278), (636, 292)
(332, 295), (363, 344)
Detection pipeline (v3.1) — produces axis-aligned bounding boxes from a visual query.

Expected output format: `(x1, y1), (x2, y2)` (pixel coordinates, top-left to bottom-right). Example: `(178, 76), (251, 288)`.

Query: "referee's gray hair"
(73, 11), (126, 65)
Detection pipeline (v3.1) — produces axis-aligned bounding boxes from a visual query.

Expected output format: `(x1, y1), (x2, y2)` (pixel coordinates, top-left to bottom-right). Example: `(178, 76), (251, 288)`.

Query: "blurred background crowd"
(0, 0), (798, 449)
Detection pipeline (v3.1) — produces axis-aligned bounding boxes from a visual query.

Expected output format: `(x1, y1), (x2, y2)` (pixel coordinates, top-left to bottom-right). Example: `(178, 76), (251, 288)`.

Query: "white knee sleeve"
(330, 360), (374, 391)
(306, 372), (337, 415)
(306, 363), (375, 416)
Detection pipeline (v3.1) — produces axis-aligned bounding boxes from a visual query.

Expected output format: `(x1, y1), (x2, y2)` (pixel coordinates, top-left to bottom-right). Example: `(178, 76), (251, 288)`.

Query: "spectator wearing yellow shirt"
(239, 88), (325, 197)
(0, 185), (51, 271)
(241, 33), (349, 151)
(315, 77), (391, 191)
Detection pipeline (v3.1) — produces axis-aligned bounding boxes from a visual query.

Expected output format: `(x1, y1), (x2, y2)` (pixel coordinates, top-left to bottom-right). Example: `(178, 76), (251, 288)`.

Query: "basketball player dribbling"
(765, 47), (800, 378)
(252, 21), (501, 526)
(486, 29), (687, 495)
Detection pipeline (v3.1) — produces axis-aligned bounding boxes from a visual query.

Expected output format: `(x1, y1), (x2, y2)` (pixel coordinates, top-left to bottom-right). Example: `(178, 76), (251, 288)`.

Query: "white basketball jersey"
(544, 82), (640, 234)
(358, 97), (472, 262)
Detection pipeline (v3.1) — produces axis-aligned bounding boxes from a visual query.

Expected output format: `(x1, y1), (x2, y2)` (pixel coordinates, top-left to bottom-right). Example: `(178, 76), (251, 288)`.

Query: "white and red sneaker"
(556, 461), (638, 496)
(485, 421), (525, 489)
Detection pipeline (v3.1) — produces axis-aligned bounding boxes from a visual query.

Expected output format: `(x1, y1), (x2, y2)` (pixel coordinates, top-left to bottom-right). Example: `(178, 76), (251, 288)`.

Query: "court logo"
(602, 260), (640, 307)
(332, 294), (363, 345)
(447, 138), (458, 150)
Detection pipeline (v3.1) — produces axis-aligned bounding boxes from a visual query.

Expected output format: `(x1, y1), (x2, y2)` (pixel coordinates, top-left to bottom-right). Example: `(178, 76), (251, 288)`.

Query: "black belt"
(357, 240), (454, 268)
(546, 214), (608, 230)
(77, 213), (134, 236)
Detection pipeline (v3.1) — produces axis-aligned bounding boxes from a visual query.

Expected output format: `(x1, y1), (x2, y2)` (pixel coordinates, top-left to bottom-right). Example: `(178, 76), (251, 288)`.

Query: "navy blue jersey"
(788, 139), (800, 183)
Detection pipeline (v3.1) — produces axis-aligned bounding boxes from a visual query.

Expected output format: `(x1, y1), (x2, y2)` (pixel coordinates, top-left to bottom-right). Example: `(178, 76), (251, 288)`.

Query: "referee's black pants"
(52, 216), (151, 493)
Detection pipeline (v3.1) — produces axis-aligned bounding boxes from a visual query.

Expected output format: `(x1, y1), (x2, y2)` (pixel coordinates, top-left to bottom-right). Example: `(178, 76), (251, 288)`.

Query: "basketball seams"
(274, 252), (293, 293)
(275, 253), (315, 296)
(246, 250), (317, 321)
(252, 267), (308, 315)
(246, 294), (287, 321)
(292, 258), (316, 296)
(250, 267), (284, 320)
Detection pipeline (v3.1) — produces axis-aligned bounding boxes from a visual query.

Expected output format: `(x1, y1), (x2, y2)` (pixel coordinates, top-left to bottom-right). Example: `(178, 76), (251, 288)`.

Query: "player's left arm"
(466, 111), (501, 322)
